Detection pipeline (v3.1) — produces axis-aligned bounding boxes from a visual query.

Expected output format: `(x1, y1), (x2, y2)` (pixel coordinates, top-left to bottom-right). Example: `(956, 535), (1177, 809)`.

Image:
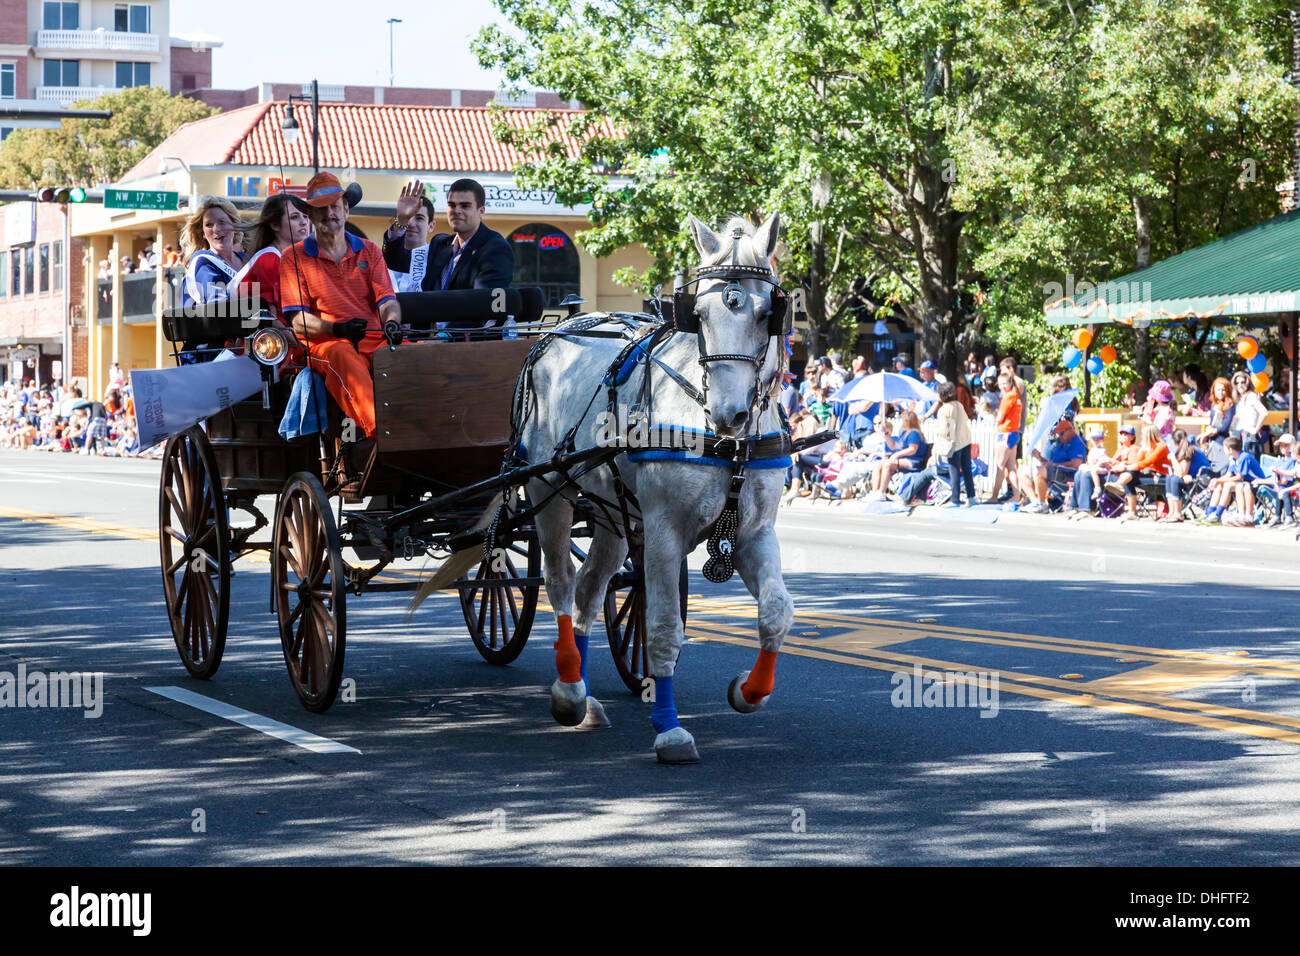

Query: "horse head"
(685, 212), (783, 439)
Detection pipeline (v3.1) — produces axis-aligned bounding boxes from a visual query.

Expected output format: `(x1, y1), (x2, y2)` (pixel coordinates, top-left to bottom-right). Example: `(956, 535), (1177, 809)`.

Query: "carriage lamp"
(251, 327), (291, 366)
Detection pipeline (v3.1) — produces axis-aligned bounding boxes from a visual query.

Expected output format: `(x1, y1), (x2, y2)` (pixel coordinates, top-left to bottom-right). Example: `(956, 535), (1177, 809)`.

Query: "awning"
(1044, 209), (1300, 326)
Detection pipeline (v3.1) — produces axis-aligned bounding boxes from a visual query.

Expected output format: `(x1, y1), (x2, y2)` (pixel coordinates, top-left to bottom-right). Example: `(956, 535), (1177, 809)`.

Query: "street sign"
(8, 346), (38, 362)
(104, 189), (179, 211)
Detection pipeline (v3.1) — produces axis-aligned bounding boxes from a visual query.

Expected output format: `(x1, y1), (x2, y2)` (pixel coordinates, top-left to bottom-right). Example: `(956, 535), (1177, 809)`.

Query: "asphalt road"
(2, 447), (1300, 866)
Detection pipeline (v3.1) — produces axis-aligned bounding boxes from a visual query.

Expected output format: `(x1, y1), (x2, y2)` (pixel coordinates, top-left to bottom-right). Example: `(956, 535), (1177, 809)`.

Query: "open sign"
(539, 234), (566, 249)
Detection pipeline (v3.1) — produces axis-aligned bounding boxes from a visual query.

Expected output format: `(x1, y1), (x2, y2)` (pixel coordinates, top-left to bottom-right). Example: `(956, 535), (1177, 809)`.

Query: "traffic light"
(35, 187), (87, 203)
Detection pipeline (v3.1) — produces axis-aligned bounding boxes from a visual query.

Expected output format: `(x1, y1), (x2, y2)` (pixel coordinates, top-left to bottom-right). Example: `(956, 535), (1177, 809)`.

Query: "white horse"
(517, 212), (795, 763)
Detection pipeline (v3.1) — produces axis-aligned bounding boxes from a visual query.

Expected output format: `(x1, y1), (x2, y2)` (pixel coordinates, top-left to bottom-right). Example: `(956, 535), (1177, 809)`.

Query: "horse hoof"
(654, 726), (700, 765)
(550, 679), (588, 727)
(728, 671), (769, 714)
(578, 696), (610, 730)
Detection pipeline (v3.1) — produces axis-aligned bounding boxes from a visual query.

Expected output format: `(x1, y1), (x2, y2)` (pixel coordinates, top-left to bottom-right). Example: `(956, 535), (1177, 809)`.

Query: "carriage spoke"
(165, 487), (188, 536)
(477, 581), (490, 637)
(496, 588), (510, 646)
(278, 545), (305, 582)
(166, 551), (188, 576)
(165, 525), (187, 545)
(502, 577), (520, 622)
(285, 596), (307, 627)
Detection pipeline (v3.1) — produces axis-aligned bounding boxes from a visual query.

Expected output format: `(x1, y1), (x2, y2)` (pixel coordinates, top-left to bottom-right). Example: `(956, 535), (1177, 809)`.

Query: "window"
(0, 253), (7, 298)
(114, 4), (149, 33)
(9, 250), (19, 296)
(509, 223), (581, 308)
(43, 60), (79, 88)
(43, 2), (79, 30)
(39, 245), (49, 294)
(23, 247), (34, 297)
(115, 61), (150, 88)
(0, 129), (12, 142)
(53, 241), (63, 292)
(0, 64), (14, 99)
(181, 74), (196, 91)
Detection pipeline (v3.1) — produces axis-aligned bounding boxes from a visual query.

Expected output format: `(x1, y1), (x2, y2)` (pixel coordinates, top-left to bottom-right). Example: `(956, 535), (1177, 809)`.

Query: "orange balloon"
(1238, 337), (1259, 360)
(1253, 371), (1270, 393)
(1099, 345), (1117, 365)
(1072, 328), (1093, 350)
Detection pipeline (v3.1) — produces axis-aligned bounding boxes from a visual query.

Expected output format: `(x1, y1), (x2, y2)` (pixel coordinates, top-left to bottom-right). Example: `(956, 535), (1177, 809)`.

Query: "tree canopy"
(477, 0), (1298, 379)
(0, 86), (217, 190)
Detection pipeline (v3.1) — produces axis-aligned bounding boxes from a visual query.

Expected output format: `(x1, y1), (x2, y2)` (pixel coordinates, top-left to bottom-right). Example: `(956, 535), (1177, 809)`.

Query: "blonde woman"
(180, 196), (246, 307)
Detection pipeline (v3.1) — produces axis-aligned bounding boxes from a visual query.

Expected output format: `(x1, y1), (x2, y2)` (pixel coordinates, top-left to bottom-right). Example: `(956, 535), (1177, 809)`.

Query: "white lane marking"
(0, 468), (155, 490)
(145, 686), (361, 754)
(775, 521), (1300, 577)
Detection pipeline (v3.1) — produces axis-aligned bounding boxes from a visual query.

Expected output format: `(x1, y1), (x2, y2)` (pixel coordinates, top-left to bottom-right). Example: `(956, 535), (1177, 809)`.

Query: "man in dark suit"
(382, 178), (515, 293)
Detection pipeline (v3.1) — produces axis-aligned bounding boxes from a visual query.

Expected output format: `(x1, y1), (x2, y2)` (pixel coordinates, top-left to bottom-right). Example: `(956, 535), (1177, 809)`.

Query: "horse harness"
(503, 252), (795, 583)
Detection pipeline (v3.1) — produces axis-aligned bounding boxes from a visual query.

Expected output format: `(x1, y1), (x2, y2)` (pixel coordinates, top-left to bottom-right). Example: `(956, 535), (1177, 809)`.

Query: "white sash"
(389, 242), (429, 294)
(184, 250), (240, 305)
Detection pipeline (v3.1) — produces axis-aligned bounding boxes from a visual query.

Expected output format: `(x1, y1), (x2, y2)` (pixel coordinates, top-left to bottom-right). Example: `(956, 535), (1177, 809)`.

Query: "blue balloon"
(1247, 353), (1267, 374)
(1086, 356), (1104, 375)
(1062, 346), (1083, 369)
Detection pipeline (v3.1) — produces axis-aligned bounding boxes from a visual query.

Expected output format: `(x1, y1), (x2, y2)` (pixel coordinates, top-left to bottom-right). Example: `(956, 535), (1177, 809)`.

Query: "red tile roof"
(126, 102), (612, 181)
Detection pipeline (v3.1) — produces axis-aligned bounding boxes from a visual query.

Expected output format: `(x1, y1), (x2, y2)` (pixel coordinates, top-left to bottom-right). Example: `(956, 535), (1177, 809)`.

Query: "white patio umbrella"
(830, 371), (936, 406)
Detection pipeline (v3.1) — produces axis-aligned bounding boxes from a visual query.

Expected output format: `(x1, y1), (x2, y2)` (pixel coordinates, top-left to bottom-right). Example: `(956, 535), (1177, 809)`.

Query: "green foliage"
(477, 0), (1298, 374)
(0, 87), (217, 189)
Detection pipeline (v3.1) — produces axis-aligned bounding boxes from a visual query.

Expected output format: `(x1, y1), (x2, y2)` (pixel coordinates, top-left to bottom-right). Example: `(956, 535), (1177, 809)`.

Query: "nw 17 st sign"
(104, 189), (179, 211)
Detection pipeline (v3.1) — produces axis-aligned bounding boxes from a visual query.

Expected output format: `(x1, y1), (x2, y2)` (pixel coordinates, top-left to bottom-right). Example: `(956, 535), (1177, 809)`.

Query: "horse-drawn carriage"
(156, 288), (658, 712)
(158, 213), (830, 763)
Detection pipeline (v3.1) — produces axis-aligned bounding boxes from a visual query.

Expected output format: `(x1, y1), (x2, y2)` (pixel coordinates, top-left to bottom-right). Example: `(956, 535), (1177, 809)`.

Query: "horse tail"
(406, 491), (505, 615)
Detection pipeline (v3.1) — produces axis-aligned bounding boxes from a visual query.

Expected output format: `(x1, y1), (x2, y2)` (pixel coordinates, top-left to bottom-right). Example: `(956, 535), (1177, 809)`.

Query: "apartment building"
(0, 1), (216, 139)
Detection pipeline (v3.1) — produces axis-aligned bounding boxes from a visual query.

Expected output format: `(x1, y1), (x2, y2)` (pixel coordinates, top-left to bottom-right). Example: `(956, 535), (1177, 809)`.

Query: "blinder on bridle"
(672, 265), (790, 340)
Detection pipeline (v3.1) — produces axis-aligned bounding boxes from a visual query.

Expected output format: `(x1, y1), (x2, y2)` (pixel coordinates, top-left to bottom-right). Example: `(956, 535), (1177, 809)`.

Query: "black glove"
(332, 318), (368, 345)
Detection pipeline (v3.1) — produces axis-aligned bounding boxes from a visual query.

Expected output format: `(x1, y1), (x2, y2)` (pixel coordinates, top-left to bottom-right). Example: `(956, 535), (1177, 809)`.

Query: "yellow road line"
(689, 596), (1300, 676)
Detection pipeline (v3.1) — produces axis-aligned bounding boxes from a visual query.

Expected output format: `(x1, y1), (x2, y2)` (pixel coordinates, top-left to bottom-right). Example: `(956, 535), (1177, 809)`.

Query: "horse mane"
(698, 216), (764, 268)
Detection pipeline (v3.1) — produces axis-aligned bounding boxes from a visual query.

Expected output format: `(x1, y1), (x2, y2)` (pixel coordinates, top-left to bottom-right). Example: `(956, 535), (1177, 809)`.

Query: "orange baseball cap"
(305, 171), (345, 208)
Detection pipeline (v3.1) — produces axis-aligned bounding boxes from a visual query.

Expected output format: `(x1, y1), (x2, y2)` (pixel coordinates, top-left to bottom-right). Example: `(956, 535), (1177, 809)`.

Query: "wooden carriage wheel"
(272, 473), (347, 713)
(458, 529), (541, 666)
(159, 426), (230, 680)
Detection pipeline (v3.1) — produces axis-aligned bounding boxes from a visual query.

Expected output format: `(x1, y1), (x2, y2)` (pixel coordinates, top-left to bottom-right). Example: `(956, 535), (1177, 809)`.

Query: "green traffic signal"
(36, 187), (87, 203)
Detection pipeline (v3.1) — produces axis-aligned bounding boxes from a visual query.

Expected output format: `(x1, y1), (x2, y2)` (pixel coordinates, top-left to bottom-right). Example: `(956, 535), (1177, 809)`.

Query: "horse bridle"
(668, 258), (791, 420)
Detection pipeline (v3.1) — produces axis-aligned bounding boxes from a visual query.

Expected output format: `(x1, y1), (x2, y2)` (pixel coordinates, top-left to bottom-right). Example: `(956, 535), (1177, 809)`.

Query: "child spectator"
(1263, 433), (1299, 526)
(1198, 436), (1266, 526)
(1105, 424), (1170, 521)
(1160, 429), (1211, 523)
(1143, 380), (1176, 436)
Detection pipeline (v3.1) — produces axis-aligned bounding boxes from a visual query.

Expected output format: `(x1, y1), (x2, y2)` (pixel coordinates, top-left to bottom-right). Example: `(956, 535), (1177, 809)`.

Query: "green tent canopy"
(1044, 209), (1300, 327)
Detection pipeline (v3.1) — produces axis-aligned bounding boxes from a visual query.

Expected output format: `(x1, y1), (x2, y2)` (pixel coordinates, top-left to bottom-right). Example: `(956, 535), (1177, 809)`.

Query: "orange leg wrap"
(554, 614), (583, 684)
(741, 649), (778, 704)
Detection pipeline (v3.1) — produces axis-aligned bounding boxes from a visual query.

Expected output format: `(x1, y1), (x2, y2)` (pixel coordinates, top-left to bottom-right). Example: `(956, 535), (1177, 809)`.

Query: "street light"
(282, 80), (320, 174)
(388, 18), (402, 87)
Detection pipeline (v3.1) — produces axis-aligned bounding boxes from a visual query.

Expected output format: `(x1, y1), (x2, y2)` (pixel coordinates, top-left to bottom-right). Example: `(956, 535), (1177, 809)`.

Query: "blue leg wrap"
(574, 631), (589, 689)
(651, 675), (681, 733)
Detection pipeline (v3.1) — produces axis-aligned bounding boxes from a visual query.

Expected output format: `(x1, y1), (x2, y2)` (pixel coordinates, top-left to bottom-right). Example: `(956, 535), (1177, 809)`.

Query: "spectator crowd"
(0, 364), (153, 458)
(783, 350), (1299, 530)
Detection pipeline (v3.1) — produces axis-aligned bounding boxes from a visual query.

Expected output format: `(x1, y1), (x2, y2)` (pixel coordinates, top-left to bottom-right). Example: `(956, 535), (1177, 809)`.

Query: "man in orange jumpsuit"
(280, 171), (401, 470)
